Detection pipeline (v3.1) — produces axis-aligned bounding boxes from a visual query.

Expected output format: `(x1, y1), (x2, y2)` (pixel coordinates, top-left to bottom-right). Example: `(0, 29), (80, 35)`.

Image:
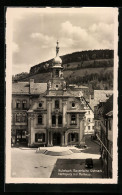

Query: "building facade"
(12, 41), (94, 147)
(94, 95), (113, 178)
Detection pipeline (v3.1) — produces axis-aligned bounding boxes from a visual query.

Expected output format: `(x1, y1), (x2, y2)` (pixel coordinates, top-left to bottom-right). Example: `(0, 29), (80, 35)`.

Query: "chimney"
(30, 79), (34, 93)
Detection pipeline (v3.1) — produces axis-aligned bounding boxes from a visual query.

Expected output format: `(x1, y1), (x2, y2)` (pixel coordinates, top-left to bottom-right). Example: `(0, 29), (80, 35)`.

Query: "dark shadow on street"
(50, 159), (103, 178)
(77, 135), (100, 155)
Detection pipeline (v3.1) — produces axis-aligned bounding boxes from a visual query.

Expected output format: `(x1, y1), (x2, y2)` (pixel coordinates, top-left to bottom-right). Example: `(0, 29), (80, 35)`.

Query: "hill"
(20, 67), (113, 94)
(13, 49), (114, 94)
(29, 49), (113, 74)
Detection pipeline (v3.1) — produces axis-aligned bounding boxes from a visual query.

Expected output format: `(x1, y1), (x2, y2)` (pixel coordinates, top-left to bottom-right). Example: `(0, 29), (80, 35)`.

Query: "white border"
(6, 7), (118, 184)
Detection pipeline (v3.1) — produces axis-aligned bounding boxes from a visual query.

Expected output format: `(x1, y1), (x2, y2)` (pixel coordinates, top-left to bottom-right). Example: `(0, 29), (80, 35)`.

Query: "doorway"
(16, 129), (27, 145)
(53, 133), (61, 146)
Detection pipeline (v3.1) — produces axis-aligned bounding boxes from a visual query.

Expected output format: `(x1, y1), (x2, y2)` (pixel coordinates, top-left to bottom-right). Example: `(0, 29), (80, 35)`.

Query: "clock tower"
(47, 41), (66, 93)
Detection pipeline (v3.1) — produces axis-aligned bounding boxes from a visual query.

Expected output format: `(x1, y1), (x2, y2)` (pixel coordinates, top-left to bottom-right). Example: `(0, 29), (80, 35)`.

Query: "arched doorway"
(53, 133), (61, 146)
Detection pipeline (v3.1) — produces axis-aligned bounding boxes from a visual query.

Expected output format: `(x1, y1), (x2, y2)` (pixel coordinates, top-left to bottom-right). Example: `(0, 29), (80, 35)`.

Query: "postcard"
(5, 7), (118, 184)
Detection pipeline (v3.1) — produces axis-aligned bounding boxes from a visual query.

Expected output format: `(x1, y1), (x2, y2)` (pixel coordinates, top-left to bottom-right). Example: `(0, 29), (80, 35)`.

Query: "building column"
(28, 115), (31, 147)
(79, 113), (86, 147)
(50, 131), (53, 146)
(56, 114), (58, 127)
(30, 117), (34, 144)
(28, 113), (35, 147)
(47, 130), (50, 146)
(65, 132), (68, 146)
(47, 101), (52, 128)
(63, 101), (67, 127)
(61, 132), (65, 146)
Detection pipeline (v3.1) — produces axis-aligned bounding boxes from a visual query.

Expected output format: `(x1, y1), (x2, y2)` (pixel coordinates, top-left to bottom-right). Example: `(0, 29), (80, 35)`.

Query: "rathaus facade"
(12, 41), (93, 147)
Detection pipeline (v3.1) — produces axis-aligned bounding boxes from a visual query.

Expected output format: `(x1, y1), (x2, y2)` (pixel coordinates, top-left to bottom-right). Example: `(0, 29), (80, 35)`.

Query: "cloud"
(61, 21), (88, 41)
(60, 21), (114, 50)
(89, 22), (114, 42)
(30, 32), (55, 48)
(9, 8), (116, 74)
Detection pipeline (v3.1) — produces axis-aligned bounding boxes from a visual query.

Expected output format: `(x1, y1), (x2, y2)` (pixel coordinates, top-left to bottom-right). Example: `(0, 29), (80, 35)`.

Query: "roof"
(103, 95), (113, 116)
(30, 83), (47, 94)
(12, 82), (30, 94)
(89, 90), (113, 110)
(12, 82), (47, 95)
(94, 90), (113, 102)
(95, 95), (113, 118)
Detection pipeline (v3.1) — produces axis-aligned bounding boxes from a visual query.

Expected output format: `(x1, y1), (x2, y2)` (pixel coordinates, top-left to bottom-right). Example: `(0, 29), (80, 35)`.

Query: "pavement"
(50, 159), (102, 178)
(11, 135), (103, 178)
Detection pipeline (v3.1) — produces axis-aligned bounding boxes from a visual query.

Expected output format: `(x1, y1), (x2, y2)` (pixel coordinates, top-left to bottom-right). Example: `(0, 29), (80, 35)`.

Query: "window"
(16, 113), (21, 122)
(52, 115), (56, 125)
(108, 119), (112, 130)
(88, 118), (91, 123)
(22, 113), (26, 122)
(16, 100), (21, 109)
(88, 126), (90, 130)
(55, 100), (59, 108)
(92, 126), (94, 129)
(55, 69), (59, 77)
(56, 85), (58, 88)
(58, 115), (62, 125)
(72, 102), (75, 107)
(22, 100), (27, 109)
(39, 102), (42, 108)
(38, 115), (42, 124)
(35, 133), (45, 142)
(71, 114), (76, 124)
(68, 133), (78, 142)
(88, 111), (90, 114)
(16, 113), (27, 122)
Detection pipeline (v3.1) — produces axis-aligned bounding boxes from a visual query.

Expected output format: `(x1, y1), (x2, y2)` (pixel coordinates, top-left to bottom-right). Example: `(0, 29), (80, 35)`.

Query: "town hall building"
(12, 41), (94, 147)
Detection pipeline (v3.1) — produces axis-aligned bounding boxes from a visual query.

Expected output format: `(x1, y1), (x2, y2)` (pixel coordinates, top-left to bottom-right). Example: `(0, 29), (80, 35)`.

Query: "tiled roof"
(90, 90), (113, 110)
(30, 83), (47, 94)
(12, 82), (47, 95)
(67, 89), (83, 97)
(12, 82), (30, 94)
(94, 90), (113, 103)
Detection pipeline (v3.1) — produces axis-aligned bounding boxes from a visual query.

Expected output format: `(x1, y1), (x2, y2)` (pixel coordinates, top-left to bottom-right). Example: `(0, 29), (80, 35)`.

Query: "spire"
(56, 40), (59, 56)
(52, 40), (62, 65)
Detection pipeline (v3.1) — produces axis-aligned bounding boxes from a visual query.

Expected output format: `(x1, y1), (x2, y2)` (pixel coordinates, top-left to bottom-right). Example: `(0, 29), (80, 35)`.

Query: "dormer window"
(72, 102), (75, 108)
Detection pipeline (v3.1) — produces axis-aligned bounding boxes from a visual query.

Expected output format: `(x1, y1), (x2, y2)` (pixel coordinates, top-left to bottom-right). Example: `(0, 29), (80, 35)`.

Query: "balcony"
(52, 124), (62, 128)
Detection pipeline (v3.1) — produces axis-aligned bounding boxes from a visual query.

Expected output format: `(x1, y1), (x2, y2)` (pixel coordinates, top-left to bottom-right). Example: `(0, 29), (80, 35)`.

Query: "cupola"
(52, 41), (62, 66)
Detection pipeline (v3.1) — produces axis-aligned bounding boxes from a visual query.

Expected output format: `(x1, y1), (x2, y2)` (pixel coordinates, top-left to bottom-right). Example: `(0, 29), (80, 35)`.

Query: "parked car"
(85, 158), (93, 168)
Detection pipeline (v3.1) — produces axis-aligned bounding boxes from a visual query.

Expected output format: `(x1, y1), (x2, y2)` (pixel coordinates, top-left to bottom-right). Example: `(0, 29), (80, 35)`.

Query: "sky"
(6, 7), (117, 75)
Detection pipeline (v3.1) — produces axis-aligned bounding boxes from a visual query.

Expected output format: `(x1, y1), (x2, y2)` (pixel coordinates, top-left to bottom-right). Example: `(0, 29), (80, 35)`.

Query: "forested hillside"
(29, 49), (113, 74)
(13, 49), (114, 94)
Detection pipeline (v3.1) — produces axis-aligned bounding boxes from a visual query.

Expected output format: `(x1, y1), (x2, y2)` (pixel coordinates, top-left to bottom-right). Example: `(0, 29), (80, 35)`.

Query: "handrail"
(96, 134), (113, 159)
